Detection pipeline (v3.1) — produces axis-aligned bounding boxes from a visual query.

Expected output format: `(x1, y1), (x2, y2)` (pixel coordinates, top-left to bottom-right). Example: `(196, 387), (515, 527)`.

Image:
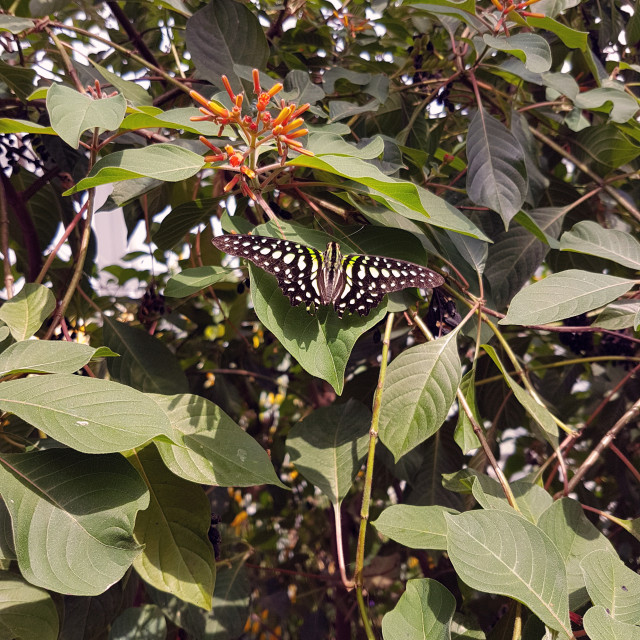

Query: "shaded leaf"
(483, 34), (552, 72)
(164, 267), (238, 298)
(108, 605), (167, 640)
(130, 446), (216, 610)
(103, 319), (189, 395)
(466, 109), (528, 227)
(0, 573), (59, 640)
(286, 400), (371, 504)
(0, 449), (148, 595)
(0, 340), (103, 376)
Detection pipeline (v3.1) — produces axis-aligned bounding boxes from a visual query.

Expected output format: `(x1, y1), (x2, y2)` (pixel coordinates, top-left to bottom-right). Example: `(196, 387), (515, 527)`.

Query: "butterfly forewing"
(212, 234), (324, 311)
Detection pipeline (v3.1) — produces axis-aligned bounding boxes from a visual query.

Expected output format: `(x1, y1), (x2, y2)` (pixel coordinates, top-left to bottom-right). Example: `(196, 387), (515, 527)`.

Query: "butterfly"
(212, 234), (445, 318)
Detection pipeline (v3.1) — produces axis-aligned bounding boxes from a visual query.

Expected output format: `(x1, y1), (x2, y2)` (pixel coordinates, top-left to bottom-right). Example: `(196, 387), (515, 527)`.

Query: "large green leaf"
(0, 60), (36, 102)
(64, 145), (204, 195)
(0, 374), (174, 454)
(594, 301), (640, 330)
(580, 550), (640, 624)
(583, 606), (640, 640)
(286, 400), (371, 504)
(153, 198), (224, 250)
(129, 446), (216, 610)
(379, 332), (461, 461)
(501, 270), (636, 326)
(152, 394), (285, 488)
(381, 578), (456, 640)
(0, 573), (58, 640)
(446, 510), (572, 638)
(560, 221), (640, 270)
(372, 505), (459, 550)
(46, 84), (126, 148)
(250, 264), (384, 395)
(466, 108), (528, 227)
(88, 59), (153, 107)
(538, 499), (617, 610)
(0, 449), (147, 595)
(185, 0), (269, 93)
(483, 34), (552, 73)
(0, 283), (55, 341)
(574, 87), (639, 124)
(0, 16), (35, 33)
(572, 125), (640, 175)
(103, 319), (189, 394)
(0, 340), (110, 376)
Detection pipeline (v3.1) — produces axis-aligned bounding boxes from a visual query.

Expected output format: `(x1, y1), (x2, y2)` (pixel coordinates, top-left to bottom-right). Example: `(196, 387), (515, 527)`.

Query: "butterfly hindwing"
(212, 234), (324, 311)
(337, 253), (445, 317)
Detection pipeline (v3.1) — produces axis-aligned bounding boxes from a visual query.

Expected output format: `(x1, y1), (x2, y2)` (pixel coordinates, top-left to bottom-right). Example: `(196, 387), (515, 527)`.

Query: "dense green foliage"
(0, 0), (639, 638)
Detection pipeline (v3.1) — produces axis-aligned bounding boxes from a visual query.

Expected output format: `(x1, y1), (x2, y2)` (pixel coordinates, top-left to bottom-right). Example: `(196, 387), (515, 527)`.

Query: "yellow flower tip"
(235, 93), (243, 108)
(240, 165), (256, 179)
(296, 148), (315, 157)
(283, 118), (305, 133)
(224, 144), (235, 155)
(207, 101), (230, 118)
(189, 89), (209, 107)
(267, 82), (284, 98)
(223, 175), (240, 192)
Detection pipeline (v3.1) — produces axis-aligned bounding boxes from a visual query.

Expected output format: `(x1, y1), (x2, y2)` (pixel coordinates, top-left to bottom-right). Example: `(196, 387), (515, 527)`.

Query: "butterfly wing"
(335, 253), (445, 317)
(212, 234), (324, 311)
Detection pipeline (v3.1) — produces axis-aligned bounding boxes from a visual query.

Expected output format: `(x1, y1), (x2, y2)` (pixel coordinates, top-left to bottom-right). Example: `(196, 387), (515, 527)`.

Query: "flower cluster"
(190, 69), (312, 199)
(490, 0), (544, 32)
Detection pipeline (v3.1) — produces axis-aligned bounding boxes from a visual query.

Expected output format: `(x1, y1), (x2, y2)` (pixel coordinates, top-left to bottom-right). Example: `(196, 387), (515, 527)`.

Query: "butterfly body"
(212, 234), (444, 318)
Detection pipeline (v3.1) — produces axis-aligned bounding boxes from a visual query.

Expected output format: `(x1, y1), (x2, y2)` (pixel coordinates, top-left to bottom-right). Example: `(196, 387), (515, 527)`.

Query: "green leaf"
(446, 510), (572, 637)
(381, 578), (456, 640)
(482, 344), (558, 447)
(0, 449), (148, 595)
(250, 262), (384, 395)
(129, 446), (216, 611)
(594, 301), (640, 330)
(286, 400), (371, 504)
(0, 283), (55, 340)
(580, 549), (640, 624)
(148, 558), (250, 638)
(0, 573), (58, 640)
(0, 340), (102, 376)
(525, 16), (588, 50)
(0, 60), (36, 102)
(379, 332), (461, 461)
(538, 499), (617, 610)
(483, 34), (552, 73)
(121, 108), (224, 137)
(574, 87), (639, 124)
(109, 605), (167, 640)
(64, 145), (204, 195)
(164, 267), (238, 298)
(152, 393), (286, 488)
(46, 84), (126, 148)
(87, 59), (154, 107)
(572, 125), (640, 175)
(185, 0), (269, 94)
(103, 319), (189, 394)
(560, 221), (640, 269)
(153, 198), (224, 250)
(466, 108), (528, 227)
(0, 374), (174, 454)
(0, 16), (35, 33)
(454, 370), (481, 453)
(583, 606), (640, 640)
(0, 119), (55, 135)
(372, 505), (459, 550)
(500, 270), (636, 326)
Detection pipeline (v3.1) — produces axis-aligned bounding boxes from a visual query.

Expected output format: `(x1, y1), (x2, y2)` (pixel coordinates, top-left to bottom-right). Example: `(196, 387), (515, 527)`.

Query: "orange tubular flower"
(221, 75), (236, 101)
(223, 174), (240, 192)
